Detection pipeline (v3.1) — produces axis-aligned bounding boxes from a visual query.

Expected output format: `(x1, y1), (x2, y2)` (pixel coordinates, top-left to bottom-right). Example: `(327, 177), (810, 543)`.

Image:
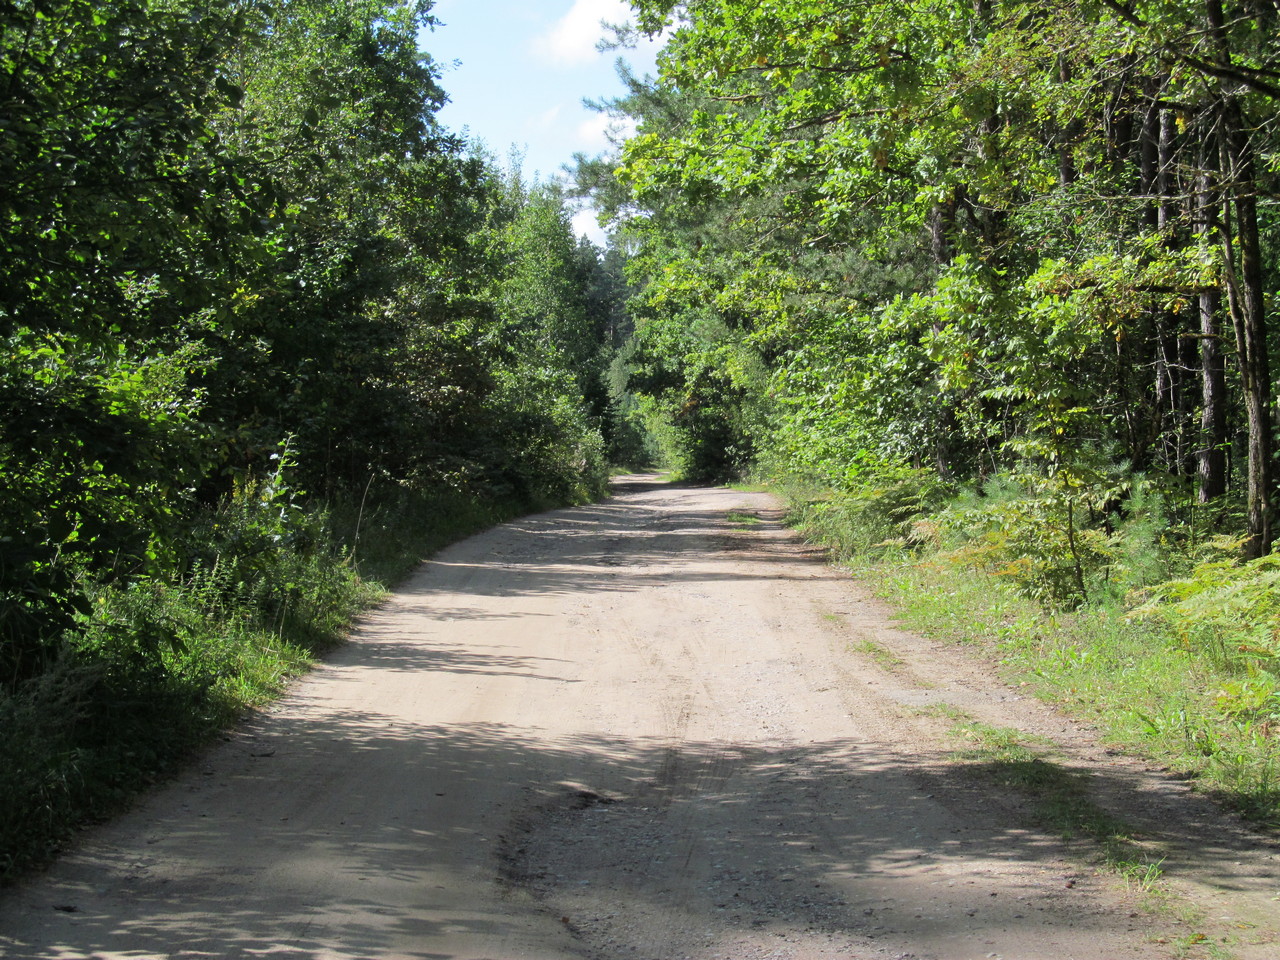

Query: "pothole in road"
(494, 772), (897, 960)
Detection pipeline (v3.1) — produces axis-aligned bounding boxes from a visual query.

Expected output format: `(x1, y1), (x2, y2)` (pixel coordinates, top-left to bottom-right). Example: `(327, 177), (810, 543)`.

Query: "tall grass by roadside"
(777, 471), (1280, 826)
(0, 477), (535, 884)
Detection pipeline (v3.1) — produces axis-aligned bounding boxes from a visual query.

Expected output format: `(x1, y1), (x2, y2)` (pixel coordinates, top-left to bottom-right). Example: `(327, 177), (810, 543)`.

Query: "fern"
(1130, 543), (1280, 721)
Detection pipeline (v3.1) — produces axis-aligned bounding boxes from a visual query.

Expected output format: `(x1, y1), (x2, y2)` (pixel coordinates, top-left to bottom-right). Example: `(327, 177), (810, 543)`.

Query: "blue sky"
(424, 0), (662, 243)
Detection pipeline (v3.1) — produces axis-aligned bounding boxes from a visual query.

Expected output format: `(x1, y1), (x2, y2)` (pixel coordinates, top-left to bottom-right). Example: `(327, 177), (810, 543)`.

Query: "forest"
(4, 0), (1280, 878)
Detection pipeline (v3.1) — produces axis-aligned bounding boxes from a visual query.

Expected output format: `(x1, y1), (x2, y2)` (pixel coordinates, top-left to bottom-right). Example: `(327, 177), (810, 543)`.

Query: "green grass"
(850, 637), (905, 669)
(1113, 856), (1167, 892)
(812, 546), (1280, 827)
(912, 702), (971, 723)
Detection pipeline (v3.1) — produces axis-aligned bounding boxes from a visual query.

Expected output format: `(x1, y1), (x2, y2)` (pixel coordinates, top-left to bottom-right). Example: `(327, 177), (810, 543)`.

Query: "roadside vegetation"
(780, 473), (1280, 825)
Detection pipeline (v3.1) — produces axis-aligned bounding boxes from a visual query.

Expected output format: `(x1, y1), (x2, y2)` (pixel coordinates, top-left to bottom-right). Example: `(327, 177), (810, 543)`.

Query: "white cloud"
(576, 112), (612, 151)
(533, 0), (630, 67)
(575, 111), (637, 153)
(572, 207), (607, 246)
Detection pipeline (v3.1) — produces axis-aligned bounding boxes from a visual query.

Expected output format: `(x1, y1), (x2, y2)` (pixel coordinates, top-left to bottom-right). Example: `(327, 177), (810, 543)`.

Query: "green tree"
(612, 0), (1280, 558)
(0, 0), (257, 680)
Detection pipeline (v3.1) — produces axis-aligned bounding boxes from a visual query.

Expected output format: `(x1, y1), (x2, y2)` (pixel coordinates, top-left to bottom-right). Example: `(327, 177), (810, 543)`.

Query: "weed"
(1113, 856), (1166, 892)
(913, 702), (971, 723)
(851, 638), (905, 669)
(952, 719), (1055, 751)
(725, 510), (762, 526)
(1165, 929), (1229, 960)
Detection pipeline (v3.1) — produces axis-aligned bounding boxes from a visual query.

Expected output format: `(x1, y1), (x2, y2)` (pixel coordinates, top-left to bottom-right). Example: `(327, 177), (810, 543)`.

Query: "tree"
(607, 0), (1280, 557)
(0, 0), (257, 680)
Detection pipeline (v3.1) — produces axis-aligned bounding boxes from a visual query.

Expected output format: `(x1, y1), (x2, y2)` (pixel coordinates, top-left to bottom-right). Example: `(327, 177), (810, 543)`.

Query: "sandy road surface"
(2, 476), (1278, 960)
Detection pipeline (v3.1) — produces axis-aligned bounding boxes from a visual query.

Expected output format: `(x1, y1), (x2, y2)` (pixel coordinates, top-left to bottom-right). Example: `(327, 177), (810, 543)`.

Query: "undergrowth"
(778, 470), (1280, 827)
(0, 474), (536, 884)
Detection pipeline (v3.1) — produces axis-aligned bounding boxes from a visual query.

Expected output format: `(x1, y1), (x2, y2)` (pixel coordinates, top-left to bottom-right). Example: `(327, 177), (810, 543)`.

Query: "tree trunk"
(1207, 0), (1273, 555)
(1196, 132), (1228, 502)
(1227, 152), (1272, 556)
(1057, 55), (1077, 186)
(1219, 113), (1273, 555)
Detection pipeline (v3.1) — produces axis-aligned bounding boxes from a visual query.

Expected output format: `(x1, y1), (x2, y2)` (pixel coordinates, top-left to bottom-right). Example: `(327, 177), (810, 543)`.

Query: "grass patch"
(777, 469), (1280, 826)
(851, 637), (905, 669)
(725, 510), (762, 527)
(912, 702), (971, 723)
(1113, 856), (1167, 893)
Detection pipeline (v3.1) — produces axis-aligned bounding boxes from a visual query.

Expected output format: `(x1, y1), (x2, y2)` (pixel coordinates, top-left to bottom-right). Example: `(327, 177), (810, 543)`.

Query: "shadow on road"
(3, 714), (1242, 959)
(383, 481), (835, 609)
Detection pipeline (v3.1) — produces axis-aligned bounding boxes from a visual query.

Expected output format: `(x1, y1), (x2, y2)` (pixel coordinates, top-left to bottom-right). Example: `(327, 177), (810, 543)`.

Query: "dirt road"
(2, 477), (1277, 959)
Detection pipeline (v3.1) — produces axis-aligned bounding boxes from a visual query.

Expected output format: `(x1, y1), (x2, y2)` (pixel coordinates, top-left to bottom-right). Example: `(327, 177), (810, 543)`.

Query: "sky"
(424, 0), (663, 244)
